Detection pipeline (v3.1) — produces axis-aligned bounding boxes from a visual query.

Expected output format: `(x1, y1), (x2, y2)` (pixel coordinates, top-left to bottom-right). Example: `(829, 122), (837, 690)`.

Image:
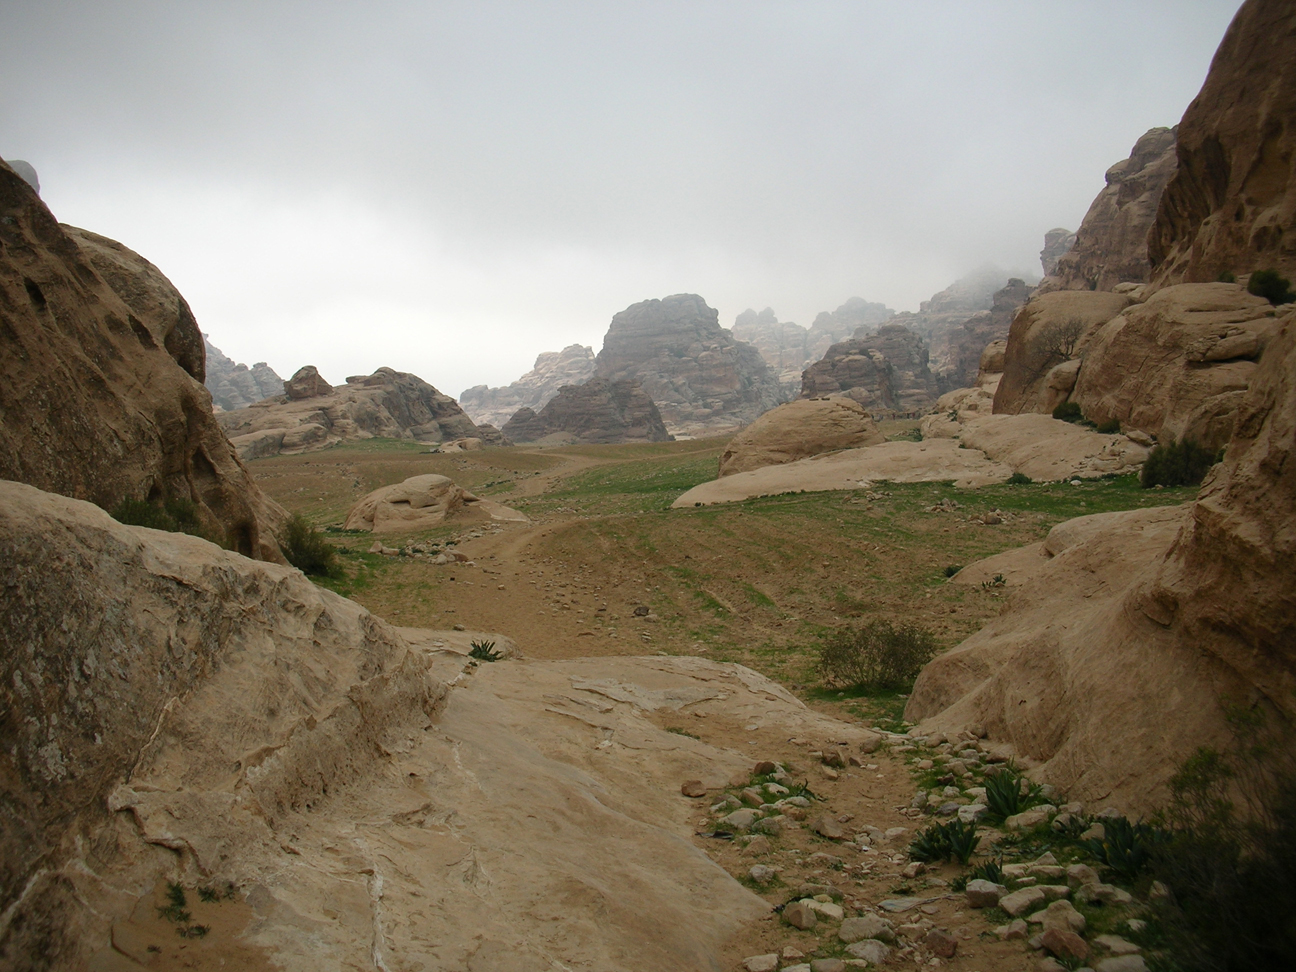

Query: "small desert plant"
(281, 514), (340, 576)
(1140, 438), (1217, 489)
(943, 564), (962, 578)
(969, 858), (1004, 884)
(909, 819), (978, 865)
(1217, 270), (1237, 284)
(112, 496), (203, 535)
(1246, 268), (1295, 306)
(817, 619), (940, 692)
(984, 764), (1045, 823)
(1096, 418), (1121, 435)
(1052, 401), (1084, 423)
(1085, 815), (1168, 881)
(1006, 472), (1033, 485)
(468, 639), (502, 661)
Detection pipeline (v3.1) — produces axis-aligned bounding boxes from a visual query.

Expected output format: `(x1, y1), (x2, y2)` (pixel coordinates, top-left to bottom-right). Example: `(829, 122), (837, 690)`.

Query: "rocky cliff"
(1148, 0), (1296, 287)
(459, 343), (597, 428)
(501, 377), (673, 444)
(593, 293), (784, 434)
(800, 323), (939, 415)
(940, 278), (1034, 391)
(1040, 227), (1077, 276)
(204, 335), (285, 411)
(0, 159), (286, 560)
(730, 307), (813, 391)
(805, 296), (895, 361)
(218, 365), (491, 459)
(891, 267), (1023, 384)
(1038, 127), (1179, 293)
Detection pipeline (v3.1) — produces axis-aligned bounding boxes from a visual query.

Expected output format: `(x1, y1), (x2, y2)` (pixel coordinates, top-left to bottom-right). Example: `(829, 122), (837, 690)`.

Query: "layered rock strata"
(0, 160), (286, 560)
(800, 324), (939, 415)
(203, 335), (285, 411)
(1148, 0), (1296, 287)
(731, 307), (816, 391)
(804, 297), (895, 362)
(718, 397), (885, 477)
(1038, 127), (1179, 294)
(1040, 228), (1077, 276)
(501, 377), (673, 444)
(217, 366), (489, 459)
(593, 294), (784, 434)
(941, 278), (1033, 391)
(459, 343), (597, 429)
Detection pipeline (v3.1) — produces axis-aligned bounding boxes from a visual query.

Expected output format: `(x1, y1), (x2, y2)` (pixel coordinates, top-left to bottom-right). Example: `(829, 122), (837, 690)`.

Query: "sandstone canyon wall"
(203, 335), (285, 411)
(501, 377), (673, 444)
(0, 158), (286, 560)
(1148, 0), (1296, 288)
(800, 323), (939, 415)
(459, 343), (597, 428)
(593, 293), (784, 434)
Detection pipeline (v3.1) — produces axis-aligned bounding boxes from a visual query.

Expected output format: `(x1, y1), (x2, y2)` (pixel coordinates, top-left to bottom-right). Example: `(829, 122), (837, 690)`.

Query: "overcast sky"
(2, 1), (1241, 395)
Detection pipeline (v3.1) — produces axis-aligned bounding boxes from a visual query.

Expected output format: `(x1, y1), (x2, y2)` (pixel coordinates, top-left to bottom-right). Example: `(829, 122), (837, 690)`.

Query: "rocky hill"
(218, 365), (495, 459)
(0, 159), (286, 561)
(204, 335), (285, 411)
(459, 343), (596, 428)
(800, 323), (940, 415)
(1148, 0), (1296, 287)
(592, 293), (784, 435)
(730, 307), (813, 392)
(805, 296), (895, 360)
(501, 377), (672, 444)
(1038, 127), (1179, 294)
(1040, 227), (1077, 275)
(940, 278), (1034, 391)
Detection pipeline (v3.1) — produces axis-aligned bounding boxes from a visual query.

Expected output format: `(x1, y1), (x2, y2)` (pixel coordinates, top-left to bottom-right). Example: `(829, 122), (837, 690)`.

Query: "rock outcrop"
(800, 324), (939, 415)
(459, 343), (597, 429)
(501, 377), (673, 445)
(344, 473), (526, 532)
(217, 366), (489, 459)
(0, 159), (286, 560)
(1038, 127), (1179, 293)
(804, 297), (896, 361)
(592, 294), (784, 434)
(941, 278), (1034, 391)
(1040, 228), (1077, 276)
(1071, 283), (1280, 450)
(1, 480), (795, 969)
(907, 304), (1296, 812)
(731, 307), (815, 391)
(203, 336), (285, 411)
(718, 398), (885, 477)
(1148, 0), (1296, 287)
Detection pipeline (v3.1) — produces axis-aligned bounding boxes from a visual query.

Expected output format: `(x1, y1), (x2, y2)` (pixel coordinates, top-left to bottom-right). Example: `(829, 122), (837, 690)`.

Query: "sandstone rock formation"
(941, 278), (1034, 391)
(344, 473), (527, 532)
(501, 377), (673, 444)
(800, 324), (940, 415)
(203, 335), (285, 411)
(459, 343), (597, 429)
(1148, 0), (1296, 287)
(217, 366), (489, 459)
(907, 304), (1296, 812)
(592, 294), (784, 434)
(0, 160), (286, 560)
(1038, 127), (1179, 293)
(5, 157), (39, 193)
(718, 398), (885, 477)
(731, 307), (815, 391)
(1040, 228), (1076, 276)
(1071, 283), (1279, 451)
(804, 297), (895, 361)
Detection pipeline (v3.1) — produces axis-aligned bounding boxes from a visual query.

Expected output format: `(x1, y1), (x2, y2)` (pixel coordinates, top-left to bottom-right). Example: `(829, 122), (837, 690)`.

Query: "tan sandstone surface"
(0, 160), (287, 561)
(717, 398), (885, 477)
(344, 473), (528, 532)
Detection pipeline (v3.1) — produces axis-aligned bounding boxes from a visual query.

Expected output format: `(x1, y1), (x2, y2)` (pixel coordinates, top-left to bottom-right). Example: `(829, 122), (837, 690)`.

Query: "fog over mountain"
(0, 0), (1241, 393)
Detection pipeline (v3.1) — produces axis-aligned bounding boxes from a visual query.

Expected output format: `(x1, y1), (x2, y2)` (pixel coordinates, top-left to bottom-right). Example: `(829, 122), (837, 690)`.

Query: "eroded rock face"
(0, 161), (285, 560)
(1039, 127), (1179, 294)
(1149, 0), (1296, 287)
(593, 294), (784, 434)
(204, 336), (285, 411)
(459, 343), (597, 429)
(217, 366), (486, 458)
(800, 324), (939, 415)
(1072, 283), (1278, 450)
(731, 307), (817, 392)
(805, 297), (896, 362)
(344, 473), (526, 532)
(941, 279), (1034, 391)
(718, 398), (885, 477)
(501, 377), (673, 444)
(907, 307), (1296, 813)
(1040, 228), (1077, 276)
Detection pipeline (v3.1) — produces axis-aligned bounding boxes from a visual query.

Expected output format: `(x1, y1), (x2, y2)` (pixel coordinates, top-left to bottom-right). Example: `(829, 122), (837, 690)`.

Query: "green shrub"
(1246, 268), (1295, 306)
(469, 639), (502, 661)
(1051, 401), (1084, 423)
(112, 496), (203, 534)
(817, 619), (940, 691)
(909, 819), (978, 865)
(1084, 815), (1169, 881)
(1096, 418), (1121, 435)
(1217, 270), (1236, 284)
(943, 564), (962, 578)
(984, 764), (1045, 823)
(1006, 472), (1033, 485)
(1140, 438), (1218, 489)
(281, 514), (340, 577)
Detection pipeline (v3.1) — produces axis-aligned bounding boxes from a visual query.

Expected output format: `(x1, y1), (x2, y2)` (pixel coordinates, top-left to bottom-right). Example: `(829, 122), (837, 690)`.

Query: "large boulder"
(344, 473), (526, 532)
(0, 159), (286, 560)
(1038, 128), (1179, 294)
(218, 366), (488, 458)
(906, 304), (1296, 812)
(718, 398), (885, 477)
(502, 377), (674, 444)
(593, 293), (785, 435)
(1071, 283), (1280, 450)
(1148, 0), (1296, 287)
(459, 343), (597, 429)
